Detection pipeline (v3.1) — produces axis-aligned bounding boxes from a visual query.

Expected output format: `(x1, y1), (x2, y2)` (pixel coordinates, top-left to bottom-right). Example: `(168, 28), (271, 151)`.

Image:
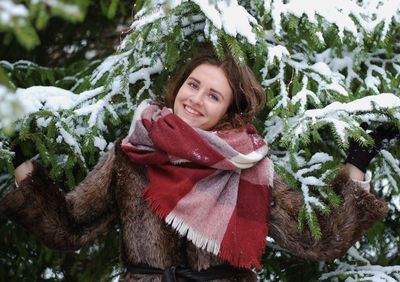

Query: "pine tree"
(1, 0), (399, 281)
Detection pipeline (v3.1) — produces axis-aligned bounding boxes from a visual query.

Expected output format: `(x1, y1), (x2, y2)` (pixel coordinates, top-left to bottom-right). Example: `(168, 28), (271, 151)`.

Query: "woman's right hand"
(15, 160), (34, 185)
(346, 123), (400, 173)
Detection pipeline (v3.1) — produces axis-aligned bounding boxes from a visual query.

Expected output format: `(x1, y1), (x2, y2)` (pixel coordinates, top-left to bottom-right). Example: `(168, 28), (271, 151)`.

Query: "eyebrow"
(187, 76), (224, 99)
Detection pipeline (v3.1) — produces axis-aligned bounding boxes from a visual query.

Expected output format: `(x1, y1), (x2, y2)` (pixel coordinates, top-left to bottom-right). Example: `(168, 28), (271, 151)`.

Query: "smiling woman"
(1, 50), (392, 282)
(173, 64), (233, 130)
(165, 51), (266, 131)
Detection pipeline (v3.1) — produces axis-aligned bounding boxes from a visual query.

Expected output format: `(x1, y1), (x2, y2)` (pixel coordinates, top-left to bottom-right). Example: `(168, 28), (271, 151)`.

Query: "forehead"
(188, 64), (232, 91)
(189, 63), (224, 76)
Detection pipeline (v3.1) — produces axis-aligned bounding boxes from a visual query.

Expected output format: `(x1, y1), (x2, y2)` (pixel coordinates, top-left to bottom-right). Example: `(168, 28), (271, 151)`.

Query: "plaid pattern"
(122, 100), (273, 269)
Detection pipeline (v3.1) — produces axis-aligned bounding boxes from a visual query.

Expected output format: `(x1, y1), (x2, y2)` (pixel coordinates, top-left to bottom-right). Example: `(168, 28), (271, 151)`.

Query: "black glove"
(346, 123), (400, 173)
(12, 143), (29, 168)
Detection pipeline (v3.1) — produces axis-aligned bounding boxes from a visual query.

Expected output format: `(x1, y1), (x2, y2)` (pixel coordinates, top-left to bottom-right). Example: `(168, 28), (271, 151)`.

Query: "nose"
(189, 90), (204, 105)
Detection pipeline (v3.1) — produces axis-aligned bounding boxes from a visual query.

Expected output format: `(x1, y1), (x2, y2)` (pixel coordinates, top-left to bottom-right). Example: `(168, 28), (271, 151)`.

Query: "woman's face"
(173, 63), (233, 130)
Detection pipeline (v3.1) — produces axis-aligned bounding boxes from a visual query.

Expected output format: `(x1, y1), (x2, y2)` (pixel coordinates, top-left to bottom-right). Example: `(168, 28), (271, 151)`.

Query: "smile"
(184, 105), (202, 116)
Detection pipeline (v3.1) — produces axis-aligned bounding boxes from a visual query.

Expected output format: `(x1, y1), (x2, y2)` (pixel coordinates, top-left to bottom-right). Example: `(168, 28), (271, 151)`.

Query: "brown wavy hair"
(164, 51), (266, 131)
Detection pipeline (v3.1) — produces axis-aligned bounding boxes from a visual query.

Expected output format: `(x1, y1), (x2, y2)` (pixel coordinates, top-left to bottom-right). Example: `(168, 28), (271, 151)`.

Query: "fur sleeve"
(268, 171), (388, 261)
(0, 145), (117, 251)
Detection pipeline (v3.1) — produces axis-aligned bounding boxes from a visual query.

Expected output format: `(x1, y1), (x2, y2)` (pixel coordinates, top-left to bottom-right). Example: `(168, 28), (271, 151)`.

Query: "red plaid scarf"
(121, 100), (273, 269)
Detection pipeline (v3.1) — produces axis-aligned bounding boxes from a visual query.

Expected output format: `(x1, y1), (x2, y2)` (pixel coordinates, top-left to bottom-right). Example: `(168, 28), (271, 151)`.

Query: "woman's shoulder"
(111, 137), (148, 175)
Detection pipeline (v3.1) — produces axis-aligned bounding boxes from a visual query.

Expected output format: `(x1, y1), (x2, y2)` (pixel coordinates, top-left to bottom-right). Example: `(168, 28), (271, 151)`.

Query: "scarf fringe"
(166, 212), (267, 270)
(218, 237), (266, 270)
(165, 212), (221, 255)
(144, 184), (265, 269)
(142, 189), (170, 219)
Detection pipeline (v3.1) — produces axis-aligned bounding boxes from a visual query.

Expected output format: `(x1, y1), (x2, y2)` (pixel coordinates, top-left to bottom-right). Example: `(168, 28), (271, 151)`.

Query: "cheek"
(173, 97), (178, 113)
(173, 89), (184, 112)
(220, 101), (231, 116)
(212, 103), (230, 125)
(212, 104), (229, 123)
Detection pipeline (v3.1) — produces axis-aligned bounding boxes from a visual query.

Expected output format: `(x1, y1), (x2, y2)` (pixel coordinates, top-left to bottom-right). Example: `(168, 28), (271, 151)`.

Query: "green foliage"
(0, 217), (120, 281)
(1, 0), (400, 281)
(0, 0), (89, 50)
(0, 1), (132, 280)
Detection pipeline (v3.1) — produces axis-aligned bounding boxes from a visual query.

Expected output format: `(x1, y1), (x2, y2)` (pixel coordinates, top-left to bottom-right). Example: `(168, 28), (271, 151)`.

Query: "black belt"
(126, 263), (248, 282)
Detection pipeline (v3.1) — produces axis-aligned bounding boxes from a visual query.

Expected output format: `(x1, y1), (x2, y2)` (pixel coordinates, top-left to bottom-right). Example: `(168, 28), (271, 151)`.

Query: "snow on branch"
(320, 262), (400, 281)
(0, 0), (28, 24)
(0, 0), (85, 49)
(16, 86), (105, 114)
(5, 85), (112, 165)
(305, 93), (400, 120)
(0, 85), (25, 133)
(91, 51), (131, 86)
(281, 93), (400, 148)
(381, 150), (400, 178)
(194, 0), (258, 44)
(261, 53), (348, 117)
(267, 0), (400, 43)
(128, 58), (163, 99)
(30, 0), (82, 18)
(132, 0), (259, 45)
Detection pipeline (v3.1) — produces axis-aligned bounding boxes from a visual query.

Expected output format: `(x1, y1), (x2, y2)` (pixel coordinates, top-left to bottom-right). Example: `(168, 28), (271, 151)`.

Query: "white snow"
(214, 0), (258, 44)
(91, 51), (130, 86)
(57, 125), (83, 157)
(267, 45), (290, 64)
(267, 0), (399, 42)
(310, 62), (332, 77)
(30, 0), (80, 16)
(321, 263), (400, 281)
(0, 85), (26, 130)
(278, 93), (400, 149)
(0, 0), (28, 24)
(131, 0), (259, 45)
(17, 86), (75, 113)
(305, 93), (400, 120)
(309, 152), (333, 165)
(0, 0), (81, 27)
(93, 136), (107, 151)
(1, 1), (400, 280)
(16, 86), (104, 114)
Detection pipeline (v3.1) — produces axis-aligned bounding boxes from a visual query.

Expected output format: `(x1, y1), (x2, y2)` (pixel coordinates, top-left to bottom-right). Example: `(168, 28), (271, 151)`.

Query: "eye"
(209, 93), (219, 101)
(188, 82), (198, 89)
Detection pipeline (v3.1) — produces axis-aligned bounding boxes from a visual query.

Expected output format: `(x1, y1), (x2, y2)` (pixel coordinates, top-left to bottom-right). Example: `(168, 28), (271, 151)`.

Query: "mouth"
(184, 104), (203, 116)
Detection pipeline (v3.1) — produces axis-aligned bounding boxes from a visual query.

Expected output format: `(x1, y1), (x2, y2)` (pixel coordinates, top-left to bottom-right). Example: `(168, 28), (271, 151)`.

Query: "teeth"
(185, 105), (200, 115)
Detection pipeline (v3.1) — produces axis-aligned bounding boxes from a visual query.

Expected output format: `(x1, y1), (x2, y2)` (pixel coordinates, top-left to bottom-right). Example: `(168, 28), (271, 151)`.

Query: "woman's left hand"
(345, 123), (400, 180)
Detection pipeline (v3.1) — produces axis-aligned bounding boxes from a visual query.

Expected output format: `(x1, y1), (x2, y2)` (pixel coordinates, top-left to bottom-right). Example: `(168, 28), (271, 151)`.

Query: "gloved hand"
(345, 123), (400, 173)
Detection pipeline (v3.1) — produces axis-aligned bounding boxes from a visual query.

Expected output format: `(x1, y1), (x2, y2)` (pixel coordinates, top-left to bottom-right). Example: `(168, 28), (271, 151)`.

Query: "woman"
(1, 52), (390, 281)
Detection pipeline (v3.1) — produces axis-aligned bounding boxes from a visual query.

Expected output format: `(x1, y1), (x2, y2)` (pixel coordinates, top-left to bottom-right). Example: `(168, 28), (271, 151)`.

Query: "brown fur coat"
(0, 138), (388, 281)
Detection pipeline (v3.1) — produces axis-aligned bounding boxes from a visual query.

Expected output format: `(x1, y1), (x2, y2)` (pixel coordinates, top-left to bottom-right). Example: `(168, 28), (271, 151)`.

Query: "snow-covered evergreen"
(0, 0), (399, 280)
